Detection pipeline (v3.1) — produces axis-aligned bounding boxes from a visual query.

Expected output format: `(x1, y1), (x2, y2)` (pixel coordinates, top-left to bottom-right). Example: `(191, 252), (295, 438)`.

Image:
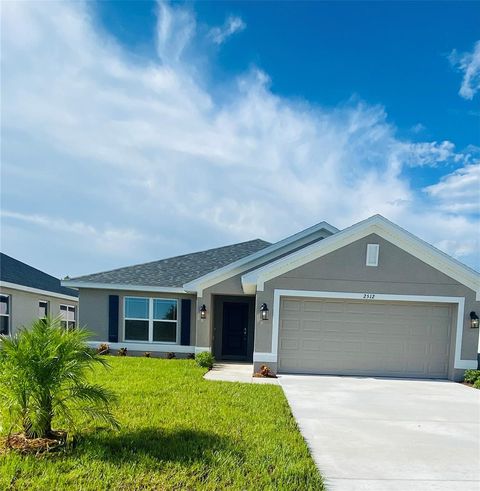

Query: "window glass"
(153, 321), (176, 342)
(153, 299), (177, 320)
(0, 316), (8, 335)
(125, 297), (149, 319)
(125, 319), (149, 341)
(0, 295), (9, 315)
(67, 306), (76, 321)
(60, 305), (76, 329)
(39, 301), (48, 318)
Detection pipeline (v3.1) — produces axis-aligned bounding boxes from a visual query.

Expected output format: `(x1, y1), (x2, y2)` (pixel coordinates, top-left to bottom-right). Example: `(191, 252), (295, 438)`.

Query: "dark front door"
(222, 302), (249, 359)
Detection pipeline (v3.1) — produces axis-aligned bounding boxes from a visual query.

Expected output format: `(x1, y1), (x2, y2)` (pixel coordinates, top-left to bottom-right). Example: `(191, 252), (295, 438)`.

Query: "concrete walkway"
(204, 362), (279, 385)
(280, 375), (480, 491)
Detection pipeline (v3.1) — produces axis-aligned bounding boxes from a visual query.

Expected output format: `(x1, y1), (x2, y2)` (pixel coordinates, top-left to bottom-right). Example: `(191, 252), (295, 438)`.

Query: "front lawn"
(0, 358), (323, 490)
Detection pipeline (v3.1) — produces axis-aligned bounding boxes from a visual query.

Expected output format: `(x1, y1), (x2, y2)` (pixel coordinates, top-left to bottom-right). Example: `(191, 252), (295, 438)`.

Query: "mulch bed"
(0, 431), (67, 455)
(253, 365), (277, 378)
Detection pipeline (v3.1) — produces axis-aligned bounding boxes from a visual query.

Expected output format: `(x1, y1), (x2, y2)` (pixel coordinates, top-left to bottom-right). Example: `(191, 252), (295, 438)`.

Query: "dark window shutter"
(180, 299), (191, 346)
(108, 295), (119, 343)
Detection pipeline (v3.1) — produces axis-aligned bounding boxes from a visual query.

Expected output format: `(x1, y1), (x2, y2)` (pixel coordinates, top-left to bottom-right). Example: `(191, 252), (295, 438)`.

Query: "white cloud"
(424, 163), (480, 214)
(400, 140), (466, 167)
(209, 15), (246, 45)
(1, 0), (479, 277)
(449, 40), (480, 100)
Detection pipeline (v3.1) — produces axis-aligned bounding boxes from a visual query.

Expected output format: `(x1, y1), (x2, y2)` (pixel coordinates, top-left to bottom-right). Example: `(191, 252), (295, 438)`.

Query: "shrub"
(96, 343), (109, 355)
(187, 353), (195, 359)
(463, 369), (480, 384)
(166, 352), (175, 359)
(0, 317), (119, 440)
(474, 379), (480, 390)
(195, 351), (215, 369)
(117, 347), (128, 356)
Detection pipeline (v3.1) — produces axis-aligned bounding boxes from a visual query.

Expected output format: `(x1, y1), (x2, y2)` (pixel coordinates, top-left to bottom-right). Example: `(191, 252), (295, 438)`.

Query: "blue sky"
(1, 0), (479, 277)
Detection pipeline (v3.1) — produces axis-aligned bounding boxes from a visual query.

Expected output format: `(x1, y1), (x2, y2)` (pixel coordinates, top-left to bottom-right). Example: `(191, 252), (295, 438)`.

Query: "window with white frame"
(124, 297), (178, 343)
(366, 243), (380, 267)
(0, 294), (10, 335)
(39, 300), (49, 320)
(60, 305), (76, 329)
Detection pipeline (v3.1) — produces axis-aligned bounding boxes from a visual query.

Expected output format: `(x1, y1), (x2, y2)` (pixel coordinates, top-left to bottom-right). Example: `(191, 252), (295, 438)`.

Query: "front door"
(222, 301), (249, 359)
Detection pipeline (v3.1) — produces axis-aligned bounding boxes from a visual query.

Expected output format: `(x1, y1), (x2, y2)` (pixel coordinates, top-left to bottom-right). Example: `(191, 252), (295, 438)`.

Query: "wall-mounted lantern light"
(200, 304), (207, 320)
(260, 303), (269, 321)
(470, 311), (479, 329)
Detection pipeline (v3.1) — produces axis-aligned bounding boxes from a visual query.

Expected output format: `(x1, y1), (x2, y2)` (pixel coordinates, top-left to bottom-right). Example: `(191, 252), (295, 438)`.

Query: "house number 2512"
(363, 293), (376, 299)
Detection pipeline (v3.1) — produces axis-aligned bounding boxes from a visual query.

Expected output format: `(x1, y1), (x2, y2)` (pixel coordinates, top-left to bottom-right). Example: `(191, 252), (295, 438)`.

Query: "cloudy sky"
(1, 0), (479, 278)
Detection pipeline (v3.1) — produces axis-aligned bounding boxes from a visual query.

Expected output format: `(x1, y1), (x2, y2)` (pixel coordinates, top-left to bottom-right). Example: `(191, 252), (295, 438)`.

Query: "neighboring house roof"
(65, 239), (272, 290)
(241, 215), (480, 299)
(0, 253), (78, 298)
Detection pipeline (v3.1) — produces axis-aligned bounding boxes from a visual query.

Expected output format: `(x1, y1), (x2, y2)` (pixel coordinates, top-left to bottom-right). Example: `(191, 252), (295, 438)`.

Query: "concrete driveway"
(279, 375), (480, 491)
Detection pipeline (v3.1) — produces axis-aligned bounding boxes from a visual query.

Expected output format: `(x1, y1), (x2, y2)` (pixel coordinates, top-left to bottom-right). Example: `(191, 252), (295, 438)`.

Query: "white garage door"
(278, 297), (452, 378)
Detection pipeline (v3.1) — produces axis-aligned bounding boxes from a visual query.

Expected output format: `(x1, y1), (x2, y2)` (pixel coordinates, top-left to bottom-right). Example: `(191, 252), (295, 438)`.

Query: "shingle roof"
(0, 253), (78, 297)
(70, 239), (271, 288)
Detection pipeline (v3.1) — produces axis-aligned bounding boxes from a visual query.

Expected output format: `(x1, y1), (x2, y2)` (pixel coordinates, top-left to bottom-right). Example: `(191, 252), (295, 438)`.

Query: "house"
(0, 253), (79, 335)
(62, 215), (480, 381)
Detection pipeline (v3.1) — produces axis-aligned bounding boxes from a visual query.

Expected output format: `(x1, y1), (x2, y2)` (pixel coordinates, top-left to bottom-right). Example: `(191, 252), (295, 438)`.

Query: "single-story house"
(63, 215), (480, 381)
(0, 253), (79, 335)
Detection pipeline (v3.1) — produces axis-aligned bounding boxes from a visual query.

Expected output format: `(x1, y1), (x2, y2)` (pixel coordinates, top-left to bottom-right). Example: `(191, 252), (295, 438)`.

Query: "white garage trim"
(266, 289), (476, 370)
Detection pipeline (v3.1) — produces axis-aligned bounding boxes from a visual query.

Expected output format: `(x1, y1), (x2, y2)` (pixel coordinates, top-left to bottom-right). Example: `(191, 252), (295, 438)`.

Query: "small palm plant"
(0, 317), (119, 442)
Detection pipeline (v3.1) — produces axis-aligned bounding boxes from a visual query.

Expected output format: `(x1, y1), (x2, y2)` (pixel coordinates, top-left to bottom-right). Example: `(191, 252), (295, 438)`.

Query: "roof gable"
(0, 253), (78, 298)
(241, 215), (480, 298)
(182, 221), (339, 294)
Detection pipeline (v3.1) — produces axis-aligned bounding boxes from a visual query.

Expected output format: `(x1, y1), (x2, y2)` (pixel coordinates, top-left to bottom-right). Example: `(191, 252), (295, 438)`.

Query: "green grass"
(0, 357), (323, 490)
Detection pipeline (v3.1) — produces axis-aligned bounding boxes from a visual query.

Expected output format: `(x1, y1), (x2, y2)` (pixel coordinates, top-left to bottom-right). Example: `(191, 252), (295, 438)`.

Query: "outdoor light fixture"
(200, 304), (207, 320)
(260, 303), (269, 321)
(470, 311), (479, 329)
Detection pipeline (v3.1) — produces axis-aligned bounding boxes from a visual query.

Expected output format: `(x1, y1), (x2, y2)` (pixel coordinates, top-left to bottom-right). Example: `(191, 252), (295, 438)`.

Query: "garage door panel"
(281, 319), (300, 332)
(282, 299), (301, 311)
(278, 297), (451, 378)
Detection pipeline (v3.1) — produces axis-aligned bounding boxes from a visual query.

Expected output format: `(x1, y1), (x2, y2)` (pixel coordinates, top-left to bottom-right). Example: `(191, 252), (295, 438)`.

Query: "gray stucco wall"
(194, 229), (334, 350)
(196, 275), (246, 349)
(78, 288), (197, 346)
(255, 234), (479, 380)
(0, 286), (78, 336)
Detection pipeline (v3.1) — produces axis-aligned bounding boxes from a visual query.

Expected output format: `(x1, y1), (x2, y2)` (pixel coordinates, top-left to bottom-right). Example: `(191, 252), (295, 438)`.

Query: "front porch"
(204, 361), (279, 385)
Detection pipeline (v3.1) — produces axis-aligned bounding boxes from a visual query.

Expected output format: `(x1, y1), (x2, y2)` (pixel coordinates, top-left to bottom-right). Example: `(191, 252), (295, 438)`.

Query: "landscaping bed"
(0, 357), (323, 490)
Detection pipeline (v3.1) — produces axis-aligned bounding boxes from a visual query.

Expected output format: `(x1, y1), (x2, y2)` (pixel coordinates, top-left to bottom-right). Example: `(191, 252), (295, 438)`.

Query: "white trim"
(183, 221), (338, 295)
(61, 280), (186, 294)
(253, 352), (277, 362)
(195, 346), (211, 354)
(87, 341), (195, 354)
(366, 243), (379, 267)
(241, 215), (480, 296)
(1, 281), (78, 301)
(267, 289), (476, 370)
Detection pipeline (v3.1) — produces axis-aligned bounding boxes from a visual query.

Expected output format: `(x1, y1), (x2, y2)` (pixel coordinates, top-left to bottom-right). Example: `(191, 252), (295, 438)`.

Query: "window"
(60, 305), (76, 329)
(366, 243), (380, 267)
(39, 300), (49, 319)
(124, 297), (178, 343)
(0, 294), (10, 335)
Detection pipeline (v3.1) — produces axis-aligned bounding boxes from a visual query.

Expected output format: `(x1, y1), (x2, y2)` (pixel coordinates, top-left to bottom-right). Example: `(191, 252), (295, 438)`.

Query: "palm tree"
(0, 317), (118, 439)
